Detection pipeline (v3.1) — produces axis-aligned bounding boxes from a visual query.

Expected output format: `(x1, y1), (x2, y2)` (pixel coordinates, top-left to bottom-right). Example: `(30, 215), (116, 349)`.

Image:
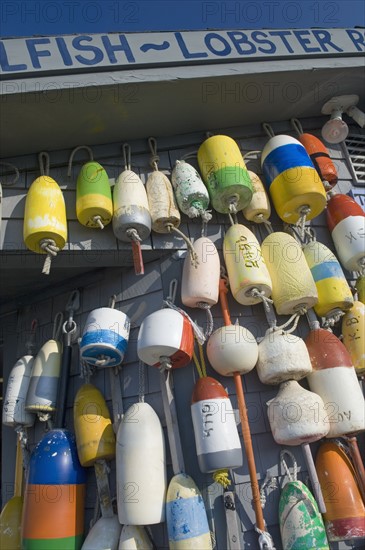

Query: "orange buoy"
(315, 441), (365, 541)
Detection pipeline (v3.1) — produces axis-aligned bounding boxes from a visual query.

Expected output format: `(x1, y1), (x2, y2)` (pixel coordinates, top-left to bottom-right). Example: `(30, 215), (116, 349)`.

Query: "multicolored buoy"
(171, 160), (211, 222)
(342, 301), (365, 375)
(21, 429), (86, 549)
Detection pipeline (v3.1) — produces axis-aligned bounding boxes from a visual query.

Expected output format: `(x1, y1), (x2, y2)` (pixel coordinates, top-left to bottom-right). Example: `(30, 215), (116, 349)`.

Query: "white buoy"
(181, 237), (220, 308)
(118, 525), (152, 550)
(81, 515), (121, 550)
(207, 325), (258, 376)
(3, 355), (35, 427)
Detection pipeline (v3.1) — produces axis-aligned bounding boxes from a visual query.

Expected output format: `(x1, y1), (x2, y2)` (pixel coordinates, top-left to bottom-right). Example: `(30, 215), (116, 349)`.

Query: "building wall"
(1, 118), (364, 549)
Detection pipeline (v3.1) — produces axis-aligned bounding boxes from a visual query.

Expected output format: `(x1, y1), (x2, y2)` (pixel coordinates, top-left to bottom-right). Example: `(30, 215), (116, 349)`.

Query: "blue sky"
(1, 0), (364, 38)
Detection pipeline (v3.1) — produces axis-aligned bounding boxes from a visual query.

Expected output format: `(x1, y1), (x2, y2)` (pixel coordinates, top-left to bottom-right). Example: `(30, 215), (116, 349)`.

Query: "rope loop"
(163, 300), (206, 345)
(259, 471), (278, 509)
(243, 150), (262, 161)
(166, 224), (199, 268)
(262, 123), (275, 138)
(92, 215), (104, 230)
(159, 355), (172, 372)
(67, 145), (93, 177)
(38, 151), (50, 176)
(213, 468), (231, 489)
(249, 288), (274, 313)
(197, 301), (214, 338)
(192, 340), (208, 379)
(280, 449), (298, 481)
(296, 205), (311, 241)
(290, 118), (304, 136)
(0, 161), (20, 186)
(322, 310), (345, 329)
(148, 136), (160, 170)
(52, 311), (64, 341)
(40, 238), (60, 275)
(122, 143), (132, 171)
(181, 150), (198, 161)
(126, 227), (142, 243)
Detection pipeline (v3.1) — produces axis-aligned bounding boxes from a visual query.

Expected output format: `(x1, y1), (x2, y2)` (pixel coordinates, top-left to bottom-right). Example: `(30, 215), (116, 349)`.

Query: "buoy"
(257, 327), (312, 384)
(118, 526), (152, 550)
(242, 170), (271, 223)
(279, 477), (329, 550)
(25, 313), (63, 419)
(191, 376), (242, 473)
(171, 159), (211, 222)
(327, 193), (365, 272)
(146, 137), (180, 233)
(207, 323), (258, 377)
(73, 383), (116, 467)
(81, 516), (121, 550)
(291, 118), (338, 189)
(23, 152), (67, 275)
(303, 239), (353, 318)
(21, 429), (86, 549)
(166, 473), (212, 550)
(197, 134), (253, 214)
(261, 132), (327, 224)
(137, 308), (194, 370)
(261, 231), (318, 315)
(356, 274), (365, 304)
(3, 355), (35, 428)
(116, 402), (167, 525)
(267, 381), (329, 445)
(68, 145), (113, 229)
(223, 223), (272, 305)
(113, 144), (151, 275)
(316, 441), (365, 541)
(80, 307), (130, 368)
(181, 237), (220, 308)
(0, 437), (24, 550)
(305, 328), (365, 437)
(342, 301), (365, 375)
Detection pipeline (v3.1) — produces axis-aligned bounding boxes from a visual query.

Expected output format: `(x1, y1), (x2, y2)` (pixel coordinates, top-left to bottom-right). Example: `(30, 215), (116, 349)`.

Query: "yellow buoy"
(356, 275), (365, 304)
(242, 171), (271, 223)
(73, 383), (116, 467)
(261, 232), (318, 315)
(303, 240), (353, 318)
(23, 152), (67, 274)
(342, 301), (365, 376)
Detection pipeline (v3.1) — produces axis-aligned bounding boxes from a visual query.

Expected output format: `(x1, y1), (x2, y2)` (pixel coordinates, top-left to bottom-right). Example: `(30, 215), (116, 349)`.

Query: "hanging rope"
(296, 205), (311, 241)
(290, 118), (304, 136)
(38, 151), (50, 176)
(228, 195), (239, 215)
(126, 227), (142, 243)
(192, 341), (207, 379)
(0, 161), (20, 186)
(148, 137), (160, 171)
(138, 361), (146, 402)
(92, 215), (104, 229)
(40, 238), (60, 275)
(67, 145), (93, 177)
(197, 301), (214, 338)
(166, 223), (199, 268)
(280, 449), (298, 482)
(262, 123), (275, 138)
(274, 308), (306, 335)
(357, 256), (365, 277)
(163, 300), (205, 344)
(256, 527), (276, 550)
(52, 311), (64, 341)
(122, 143), (132, 171)
(322, 310), (345, 329)
(249, 288), (274, 314)
(259, 471), (278, 509)
(181, 150), (198, 161)
(243, 150), (262, 161)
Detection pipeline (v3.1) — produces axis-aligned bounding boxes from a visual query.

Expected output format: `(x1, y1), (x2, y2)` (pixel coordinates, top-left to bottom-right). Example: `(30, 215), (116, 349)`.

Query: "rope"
(290, 118), (304, 136)
(163, 300), (206, 345)
(40, 238), (60, 275)
(280, 449), (298, 481)
(256, 527), (276, 550)
(38, 151), (50, 176)
(249, 288), (274, 314)
(181, 150), (198, 161)
(52, 311), (64, 340)
(126, 227), (142, 243)
(159, 355), (173, 372)
(255, 214), (274, 233)
(192, 341), (207, 379)
(0, 161), (20, 186)
(243, 150), (262, 161)
(67, 145), (93, 177)
(148, 137), (160, 170)
(259, 472), (278, 509)
(262, 123), (275, 138)
(166, 224), (199, 268)
(228, 213), (235, 226)
(138, 360), (145, 402)
(80, 359), (94, 382)
(322, 310), (345, 329)
(296, 205), (311, 241)
(92, 215), (104, 229)
(357, 256), (365, 276)
(228, 195), (239, 215)
(109, 294), (116, 309)
(275, 309), (305, 334)
(213, 468), (231, 489)
(122, 143), (132, 171)
(197, 301), (214, 338)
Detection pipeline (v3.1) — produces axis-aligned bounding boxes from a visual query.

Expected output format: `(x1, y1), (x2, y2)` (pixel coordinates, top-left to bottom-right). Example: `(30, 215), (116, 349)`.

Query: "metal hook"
(52, 311), (64, 341)
(148, 137), (159, 170)
(290, 118), (304, 136)
(262, 123), (275, 138)
(166, 279), (178, 304)
(67, 145), (94, 177)
(0, 162), (20, 186)
(122, 143), (131, 171)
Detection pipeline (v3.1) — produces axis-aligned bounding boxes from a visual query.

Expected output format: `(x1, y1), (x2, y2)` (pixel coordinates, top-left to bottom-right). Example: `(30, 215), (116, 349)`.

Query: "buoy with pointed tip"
(21, 429), (86, 549)
(181, 237), (220, 308)
(166, 473), (212, 550)
(261, 134), (327, 224)
(315, 441), (365, 542)
(3, 355), (35, 427)
(242, 170), (271, 223)
(80, 307), (130, 368)
(207, 324), (258, 376)
(356, 274), (365, 303)
(68, 145), (113, 229)
(342, 301), (365, 375)
(303, 239), (353, 318)
(118, 526), (152, 550)
(171, 160), (211, 221)
(137, 308), (194, 369)
(267, 380), (329, 445)
(81, 515), (121, 550)
(261, 231), (318, 315)
(191, 377), (242, 473)
(223, 223), (272, 305)
(197, 134), (253, 214)
(326, 193), (365, 272)
(305, 328), (365, 437)
(73, 383), (116, 467)
(257, 328), (312, 385)
(116, 402), (167, 525)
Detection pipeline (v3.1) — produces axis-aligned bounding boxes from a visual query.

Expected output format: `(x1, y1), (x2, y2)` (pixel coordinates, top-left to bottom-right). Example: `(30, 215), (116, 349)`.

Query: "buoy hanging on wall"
(356, 274), (365, 304)
(113, 143), (151, 275)
(303, 239), (353, 318)
(315, 441), (365, 542)
(68, 145), (113, 230)
(116, 401), (167, 525)
(223, 223), (272, 305)
(80, 306), (130, 368)
(305, 328), (365, 437)
(118, 525), (153, 550)
(261, 231), (318, 315)
(342, 301), (365, 376)
(21, 429), (86, 549)
(23, 152), (67, 275)
(242, 170), (271, 224)
(291, 118), (338, 190)
(197, 134), (253, 214)
(171, 159), (211, 223)
(261, 126), (327, 224)
(81, 515), (121, 550)
(326, 193), (365, 273)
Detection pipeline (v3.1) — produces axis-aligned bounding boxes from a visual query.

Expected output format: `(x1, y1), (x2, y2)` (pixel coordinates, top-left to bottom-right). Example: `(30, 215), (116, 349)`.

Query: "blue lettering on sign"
(0, 41), (27, 71)
(205, 33), (232, 56)
(293, 30), (321, 53)
(175, 32), (208, 59)
(55, 37), (73, 66)
(25, 38), (51, 69)
(101, 35), (135, 63)
(227, 31), (256, 55)
(251, 31), (276, 54)
(72, 36), (104, 66)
